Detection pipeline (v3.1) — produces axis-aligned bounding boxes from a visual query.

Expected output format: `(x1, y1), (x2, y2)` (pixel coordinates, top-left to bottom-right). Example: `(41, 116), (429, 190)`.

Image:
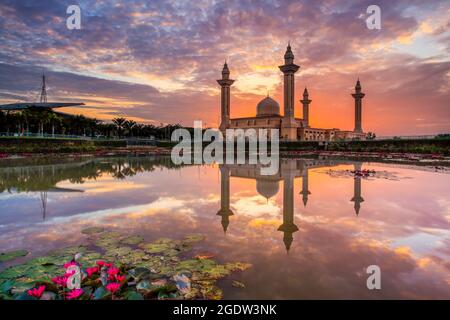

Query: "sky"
(0, 0), (449, 135)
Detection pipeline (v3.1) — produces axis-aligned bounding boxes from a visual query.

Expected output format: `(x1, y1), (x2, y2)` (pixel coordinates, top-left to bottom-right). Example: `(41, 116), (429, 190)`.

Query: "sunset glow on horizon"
(0, 0), (449, 135)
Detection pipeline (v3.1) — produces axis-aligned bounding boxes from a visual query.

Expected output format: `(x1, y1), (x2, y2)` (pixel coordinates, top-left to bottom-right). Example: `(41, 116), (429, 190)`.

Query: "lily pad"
(173, 273), (191, 295)
(0, 280), (15, 294)
(0, 230), (252, 300)
(136, 280), (152, 292)
(183, 234), (205, 243)
(80, 286), (94, 300)
(139, 238), (178, 254)
(120, 235), (144, 245)
(128, 267), (151, 281)
(195, 252), (215, 260)
(47, 245), (87, 257)
(198, 282), (223, 300)
(27, 256), (53, 266)
(94, 232), (123, 249)
(176, 259), (216, 273)
(124, 290), (144, 300)
(231, 280), (245, 288)
(115, 249), (147, 265)
(93, 286), (111, 300)
(40, 291), (58, 300)
(0, 250), (28, 262)
(225, 262), (252, 272)
(81, 227), (105, 235)
(78, 252), (102, 266)
(104, 246), (132, 260)
(14, 292), (37, 300)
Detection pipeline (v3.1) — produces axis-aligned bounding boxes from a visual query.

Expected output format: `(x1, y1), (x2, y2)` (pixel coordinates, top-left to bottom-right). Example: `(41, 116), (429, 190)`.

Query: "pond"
(0, 155), (449, 299)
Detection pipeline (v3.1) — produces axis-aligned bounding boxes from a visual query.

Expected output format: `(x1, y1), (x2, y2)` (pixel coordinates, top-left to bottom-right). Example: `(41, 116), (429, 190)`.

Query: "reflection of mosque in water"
(217, 159), (365, 252)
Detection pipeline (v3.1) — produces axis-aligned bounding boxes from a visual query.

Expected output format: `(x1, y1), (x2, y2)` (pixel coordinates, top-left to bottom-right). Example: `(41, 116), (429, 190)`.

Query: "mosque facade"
(217, 44), (366, 141)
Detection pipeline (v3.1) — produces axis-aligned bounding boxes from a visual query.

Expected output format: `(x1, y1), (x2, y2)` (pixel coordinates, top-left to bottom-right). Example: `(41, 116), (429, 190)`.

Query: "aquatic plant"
(0, 250), (28, 262)
(27, 285), (45, 298)
(0, 229), (251, 300)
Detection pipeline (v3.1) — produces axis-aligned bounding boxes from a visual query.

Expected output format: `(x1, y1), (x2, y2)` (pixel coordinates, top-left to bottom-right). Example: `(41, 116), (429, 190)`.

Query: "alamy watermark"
(366, 5), (381, 30)
(366, 265), (381, 290)
(171, 121), (279, 175)
(66, 5), (81, 30)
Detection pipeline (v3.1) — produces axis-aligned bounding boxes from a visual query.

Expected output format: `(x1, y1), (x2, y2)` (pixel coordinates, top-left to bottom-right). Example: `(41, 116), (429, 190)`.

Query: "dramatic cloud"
(0, 0), (449, 134)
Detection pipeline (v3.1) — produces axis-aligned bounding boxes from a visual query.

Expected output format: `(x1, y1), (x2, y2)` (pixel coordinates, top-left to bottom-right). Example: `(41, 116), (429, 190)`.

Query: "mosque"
(217, 44), (366, 141)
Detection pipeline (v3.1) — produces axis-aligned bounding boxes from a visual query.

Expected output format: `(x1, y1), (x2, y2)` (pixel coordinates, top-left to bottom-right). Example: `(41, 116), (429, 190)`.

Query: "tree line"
(0, 110), (189, 140)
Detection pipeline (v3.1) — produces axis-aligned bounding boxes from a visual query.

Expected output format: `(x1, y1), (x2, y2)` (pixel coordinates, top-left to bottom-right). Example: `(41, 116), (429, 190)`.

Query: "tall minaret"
(279, 43), (300, 140)
(300, 87), (311, 128)
(350, 163), (364, 216)
(217, 62), (235, 133)
(278, 160), (299, 252)
(217, 165), (234, 232)
(352, 78), (365, 133)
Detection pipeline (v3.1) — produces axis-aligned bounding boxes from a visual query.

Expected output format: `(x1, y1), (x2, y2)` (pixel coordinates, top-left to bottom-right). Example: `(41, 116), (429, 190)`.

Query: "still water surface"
(0, 156), (449, 299)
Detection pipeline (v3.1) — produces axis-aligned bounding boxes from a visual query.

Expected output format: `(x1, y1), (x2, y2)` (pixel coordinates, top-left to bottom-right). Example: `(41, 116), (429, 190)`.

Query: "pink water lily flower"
(105, 282), (120, 294)
(64, 270), (76, 277)
(86, 266), (99, 277)
(116, 275), (126, 282)
(51, 276), (68, 287)
(66, 288), (84, 300)
(63, 261), (77, 268)
(27, 285), (46, 298)
(107, 267), (120, 276)
(96, 260), (105, 267)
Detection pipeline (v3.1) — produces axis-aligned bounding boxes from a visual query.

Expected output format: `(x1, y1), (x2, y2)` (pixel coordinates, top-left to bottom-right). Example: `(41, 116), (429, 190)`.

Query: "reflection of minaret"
(217, 165), (234, 232)
(299, 167), (311, 207)
(350, 163), (364, 216)
(40, 191), (47, 220)
(278, 164), (298, 252)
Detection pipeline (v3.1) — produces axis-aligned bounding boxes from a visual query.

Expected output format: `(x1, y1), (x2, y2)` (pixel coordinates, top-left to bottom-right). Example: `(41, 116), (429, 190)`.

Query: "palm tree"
(112, 117), (127, 138)
(37, 111), (51, 136)
(47, 112), (62, 137)
(124, 120), (137, 137)
(87, 118), (100, 137)
(98, 122), (116, 138)
(134, 123), (144, 137)
(22, 109), (33, 135)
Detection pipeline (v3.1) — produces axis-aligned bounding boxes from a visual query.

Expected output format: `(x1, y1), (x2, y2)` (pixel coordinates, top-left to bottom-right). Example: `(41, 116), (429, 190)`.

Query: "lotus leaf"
(120, 235), (144, 245)
(231, 280), (245, 288)
(124, 290), (144, 300)
(93, 286), (111, 300)
(128, 267), (151, 281)
(183, 234), (205, 243)
(0, 250), (28, 262)
(0, 230), (252, 300)
(139, 238), (178, 254)
(81, 227), (105, 235)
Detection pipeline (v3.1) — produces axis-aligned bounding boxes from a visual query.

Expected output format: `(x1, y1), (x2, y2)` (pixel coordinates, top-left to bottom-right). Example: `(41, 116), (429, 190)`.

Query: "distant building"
(0, 74), (84, 112)
(217, 44), (366, 141)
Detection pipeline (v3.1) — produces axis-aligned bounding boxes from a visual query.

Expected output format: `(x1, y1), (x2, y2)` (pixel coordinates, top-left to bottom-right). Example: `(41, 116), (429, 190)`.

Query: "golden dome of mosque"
(256, 96), (280, 117)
